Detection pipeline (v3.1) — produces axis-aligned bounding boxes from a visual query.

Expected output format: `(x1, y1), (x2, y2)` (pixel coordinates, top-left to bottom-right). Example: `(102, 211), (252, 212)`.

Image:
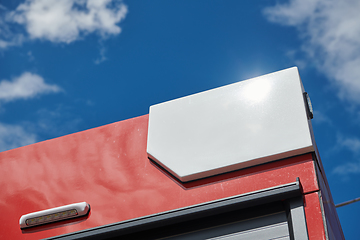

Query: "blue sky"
(1, 0), (360, 238)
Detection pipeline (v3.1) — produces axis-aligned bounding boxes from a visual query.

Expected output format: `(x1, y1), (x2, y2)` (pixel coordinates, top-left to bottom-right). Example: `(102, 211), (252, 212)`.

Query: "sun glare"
(241, 79), (272, 103)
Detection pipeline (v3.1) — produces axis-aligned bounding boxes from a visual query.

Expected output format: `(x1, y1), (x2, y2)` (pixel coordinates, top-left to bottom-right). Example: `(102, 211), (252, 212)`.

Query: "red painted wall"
(0, 114), (342, 239)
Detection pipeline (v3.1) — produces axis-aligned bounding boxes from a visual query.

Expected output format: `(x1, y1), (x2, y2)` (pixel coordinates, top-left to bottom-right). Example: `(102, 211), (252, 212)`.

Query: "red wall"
(0, 114), (342, 239)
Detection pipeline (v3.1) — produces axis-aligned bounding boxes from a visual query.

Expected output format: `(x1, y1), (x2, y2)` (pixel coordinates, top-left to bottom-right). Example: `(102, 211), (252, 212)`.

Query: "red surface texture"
(0, 114), (321, 239)
(304, 192), (327, 240)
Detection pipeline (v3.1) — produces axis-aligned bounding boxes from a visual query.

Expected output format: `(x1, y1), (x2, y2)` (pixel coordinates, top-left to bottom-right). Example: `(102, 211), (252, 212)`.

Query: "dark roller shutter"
(46, 180), (308, 240)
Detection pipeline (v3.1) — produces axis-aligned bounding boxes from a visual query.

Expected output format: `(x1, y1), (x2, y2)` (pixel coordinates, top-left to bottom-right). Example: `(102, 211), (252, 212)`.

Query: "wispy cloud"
(4, 0), (127, 45)
(332, 134), (360, 175)
(337, 135), (360, 154)
(0, 72), (61, 102)
(0, 122), (36, 152)
(0, 6), (24, 49)
(0, 105), (84, 152)
(312, 110), (332, 125)
(27, 51), (34, 61)
(263, 0), (360, 104)
(36, 106), (83, 137)
(333, 162), (360, 175)
(94, 41), (107, 64)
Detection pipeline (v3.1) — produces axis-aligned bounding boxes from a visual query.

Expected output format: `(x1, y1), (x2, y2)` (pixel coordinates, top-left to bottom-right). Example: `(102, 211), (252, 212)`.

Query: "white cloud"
(263, 0), (360, 104)
(0, 122), (36, 152)
(0, 72), (61, 102)
(7, 0), (128, 44)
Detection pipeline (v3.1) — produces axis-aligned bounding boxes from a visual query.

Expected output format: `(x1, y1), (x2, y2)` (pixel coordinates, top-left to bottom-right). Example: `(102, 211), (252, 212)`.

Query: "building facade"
(0, 67), (344, 239)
